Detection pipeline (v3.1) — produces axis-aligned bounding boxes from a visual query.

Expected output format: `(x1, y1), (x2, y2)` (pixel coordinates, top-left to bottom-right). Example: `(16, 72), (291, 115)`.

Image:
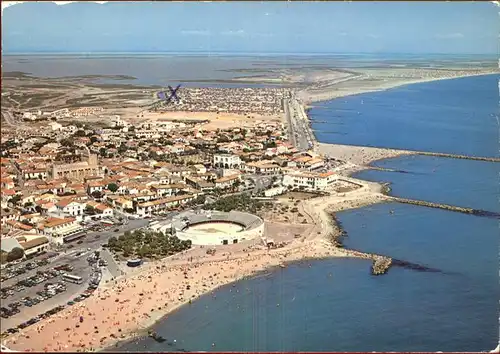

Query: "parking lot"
(0, 217), (148, 337)
(0, 249), (109, 334)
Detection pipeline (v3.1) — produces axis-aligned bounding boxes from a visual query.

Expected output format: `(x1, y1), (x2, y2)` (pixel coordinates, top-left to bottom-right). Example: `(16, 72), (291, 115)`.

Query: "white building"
(136, 194), (195, 218)
(282, 171), (337, 191)
(55, 199), (85, 217)
(85, 201), (114, 219)
(214, 174), (241, 190)
(42, 217), (83, 245)
(213, 154), (241, 169)
(244, 161), (281, 175)
(264, 186), (286, 197)
(16, 235), (50, 257)
(48, 122), (63, 131)
(193, 164), (207, 174)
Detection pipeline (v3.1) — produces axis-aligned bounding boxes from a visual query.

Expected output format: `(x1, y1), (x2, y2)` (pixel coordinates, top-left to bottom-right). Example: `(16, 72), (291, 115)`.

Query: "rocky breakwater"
(387, 196), (500, 219)
(417, 151), (500, 163)
(335, 246), (393, 276)
(371, 256), (393, 276)
(329, 214), (393, 276)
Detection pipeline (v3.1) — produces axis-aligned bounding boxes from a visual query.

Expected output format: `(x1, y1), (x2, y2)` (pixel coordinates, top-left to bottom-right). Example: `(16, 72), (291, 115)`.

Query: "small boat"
(389, 210), (395, 215)
(279, 264), (286, 268)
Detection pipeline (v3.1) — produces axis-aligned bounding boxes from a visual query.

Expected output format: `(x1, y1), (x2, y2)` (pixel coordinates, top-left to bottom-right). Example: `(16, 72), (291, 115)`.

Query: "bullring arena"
(150, 210), (264, 246)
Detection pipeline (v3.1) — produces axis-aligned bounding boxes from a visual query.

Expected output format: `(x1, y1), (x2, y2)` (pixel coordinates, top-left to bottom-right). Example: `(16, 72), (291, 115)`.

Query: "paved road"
(1, 111), (18, 128)
(284, 98), (298, 147)
(100, 249), (122, 278)
(285, 98), (309, 151)
(288, 98), (314, 151)
(59, 218), (149, 252)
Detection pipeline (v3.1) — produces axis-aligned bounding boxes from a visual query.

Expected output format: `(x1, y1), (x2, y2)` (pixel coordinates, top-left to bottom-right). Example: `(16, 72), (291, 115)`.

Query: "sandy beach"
(318, 143), (413, 167)
(4, 240), (372, 352)
(4, 174), (388, 353)
(297, 69), (499, 105)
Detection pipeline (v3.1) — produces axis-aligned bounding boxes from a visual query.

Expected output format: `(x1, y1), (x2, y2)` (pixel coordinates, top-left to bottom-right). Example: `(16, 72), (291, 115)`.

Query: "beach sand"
(297, 69), (498, 105)
(4, 241), (363, 352)
(4, 176), (386, 353)
(318, 143), (413, 167)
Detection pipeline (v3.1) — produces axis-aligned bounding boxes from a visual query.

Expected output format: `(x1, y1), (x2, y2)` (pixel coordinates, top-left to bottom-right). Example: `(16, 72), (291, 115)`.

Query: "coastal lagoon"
(116, 75), (499, 352)
(3, 54), (498, 86)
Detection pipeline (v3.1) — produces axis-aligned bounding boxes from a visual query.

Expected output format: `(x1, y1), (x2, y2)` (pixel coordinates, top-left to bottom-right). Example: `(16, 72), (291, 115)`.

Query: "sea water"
(116, 74), (499, 352)
(356, 154), (500, 213)
(310, 74), (499, 158)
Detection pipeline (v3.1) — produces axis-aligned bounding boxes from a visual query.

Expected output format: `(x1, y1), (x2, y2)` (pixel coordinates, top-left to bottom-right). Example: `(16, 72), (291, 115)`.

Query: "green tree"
(91, 190), (103, 199)
(10, 194), (21, 205)
(118, 144), (128, 154)
(107, 183), (119, 193)
(85, 205), (96, 215)
(74, 130), (86, 137)
(60, 138), (74, 147)
(7, 247), (24, 262)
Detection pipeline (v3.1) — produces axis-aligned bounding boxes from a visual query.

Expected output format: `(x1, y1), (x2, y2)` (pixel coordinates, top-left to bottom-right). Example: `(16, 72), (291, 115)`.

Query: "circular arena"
(162, 210), (264, 246)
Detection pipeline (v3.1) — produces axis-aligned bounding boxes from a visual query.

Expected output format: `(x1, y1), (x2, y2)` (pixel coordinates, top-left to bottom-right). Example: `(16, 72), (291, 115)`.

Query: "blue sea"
(115, 74), (499, 352)
(310, 74), (499, 158)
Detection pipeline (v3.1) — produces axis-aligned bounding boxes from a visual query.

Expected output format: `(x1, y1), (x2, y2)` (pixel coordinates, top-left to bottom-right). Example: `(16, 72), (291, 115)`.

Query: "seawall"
(386, 196), (500, 219)
(416, 151), (500, 163)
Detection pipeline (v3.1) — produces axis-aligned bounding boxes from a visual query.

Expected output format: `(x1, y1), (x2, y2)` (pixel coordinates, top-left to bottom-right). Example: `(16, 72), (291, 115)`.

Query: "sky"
(1, 1), (499, 55)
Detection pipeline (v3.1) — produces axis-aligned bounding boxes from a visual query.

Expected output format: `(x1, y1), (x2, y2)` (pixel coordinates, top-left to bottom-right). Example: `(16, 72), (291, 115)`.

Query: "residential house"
(56, 199), (85, 217)
(214, 174), (241, 190)
(244, 161), (281, 175)
(136, 194), (195, 217)
(213, 154), (241, 169)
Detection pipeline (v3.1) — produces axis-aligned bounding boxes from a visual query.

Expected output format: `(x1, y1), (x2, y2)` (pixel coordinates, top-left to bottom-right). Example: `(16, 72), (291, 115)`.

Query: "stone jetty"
(416, 151), (500, 163)
(387, 196), (500, 219)
(371, 256), (393, 275)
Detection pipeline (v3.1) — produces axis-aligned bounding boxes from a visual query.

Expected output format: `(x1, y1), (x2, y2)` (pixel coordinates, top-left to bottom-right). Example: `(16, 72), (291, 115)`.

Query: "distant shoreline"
(307, 73), (500, 168)
(298, 72), (499, 105)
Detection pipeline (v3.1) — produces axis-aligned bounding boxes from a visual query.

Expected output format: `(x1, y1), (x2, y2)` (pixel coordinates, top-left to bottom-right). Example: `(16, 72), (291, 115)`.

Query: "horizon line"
(2, 50), (498, 57)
